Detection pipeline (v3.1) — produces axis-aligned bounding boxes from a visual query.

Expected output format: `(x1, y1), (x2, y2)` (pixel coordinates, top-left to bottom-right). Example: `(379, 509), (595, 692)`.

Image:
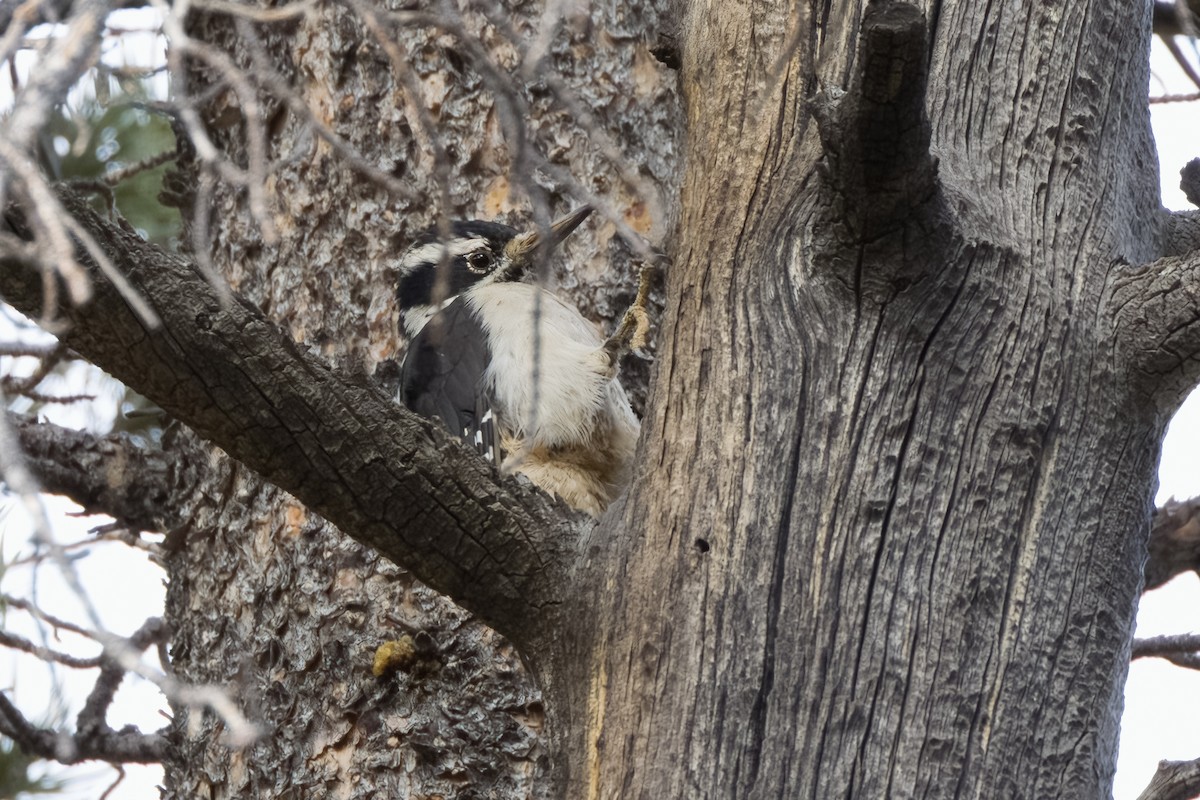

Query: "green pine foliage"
(41, 72), (180, 246)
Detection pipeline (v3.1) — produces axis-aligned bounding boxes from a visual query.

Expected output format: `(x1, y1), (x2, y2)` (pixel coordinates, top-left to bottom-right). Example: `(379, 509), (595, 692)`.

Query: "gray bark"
(557, 0), (1190, 797)
(3, 0), (1199, 797)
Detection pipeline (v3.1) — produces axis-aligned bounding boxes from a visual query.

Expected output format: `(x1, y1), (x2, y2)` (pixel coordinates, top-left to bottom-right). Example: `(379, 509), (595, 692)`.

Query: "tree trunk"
(555, 1), (1187, 797)
(5, 0), (1199, 797)
(156, 1), (680, 797)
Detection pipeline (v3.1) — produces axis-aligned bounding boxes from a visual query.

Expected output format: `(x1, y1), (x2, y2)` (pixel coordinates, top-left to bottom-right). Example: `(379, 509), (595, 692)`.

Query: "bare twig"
(189, 0), (315, 22)
(0, 402), (258, 744)
(473, 0), (661, 206)
(1150, 92), (1200, 103)
(1, 137), (162, 327)
(98, 765), (126, 800)
(1132, 633), (1200, 660)
(1163, 35), (1200, 92)
(0, 628), (102, 668)
(2, 0), (108, 151)
(0, 137), (92, 309)
(213, 48), (417, 200)
(4, 528), (163, 569)
(149, 0), (278, 245)
(0, 340), (60, 358)
(1, 387), (96, 405)
(348, 0), (453, 217)
(101, 149), (179, 187)
(0, 389), (106, 632)
(1, 592), (96, 638)
(77, 618), (167, 738)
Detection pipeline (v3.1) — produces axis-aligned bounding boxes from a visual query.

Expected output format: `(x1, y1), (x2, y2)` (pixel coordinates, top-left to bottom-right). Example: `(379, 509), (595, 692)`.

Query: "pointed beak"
(504, 205), (594, 265)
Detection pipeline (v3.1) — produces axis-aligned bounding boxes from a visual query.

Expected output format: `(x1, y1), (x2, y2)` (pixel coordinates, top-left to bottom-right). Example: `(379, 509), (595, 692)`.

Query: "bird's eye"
(465, 251), (493, 274)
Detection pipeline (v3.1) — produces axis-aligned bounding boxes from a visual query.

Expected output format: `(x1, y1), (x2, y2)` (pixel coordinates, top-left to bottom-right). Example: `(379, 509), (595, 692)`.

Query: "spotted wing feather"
(399, 298), (501, 465)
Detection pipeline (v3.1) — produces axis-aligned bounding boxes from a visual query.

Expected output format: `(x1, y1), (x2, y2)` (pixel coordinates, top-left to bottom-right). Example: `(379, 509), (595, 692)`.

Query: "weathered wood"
(6, 0), (1198, 795)
(563, 0), (1180, 797)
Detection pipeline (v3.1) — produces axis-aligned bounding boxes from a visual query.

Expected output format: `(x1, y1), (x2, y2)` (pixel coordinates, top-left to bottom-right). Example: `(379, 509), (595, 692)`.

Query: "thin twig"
(1163, 35), (1200, 92)
(98, 765), (126, 800)
(101, 149), (179, 187)
(1150, 91), (1200, 104)
(0, 629), (102, 668)
(0, 340), (60, 358)
(150, 4), (278, 244)
(189, 0), (315, 22)
(1, 592), (96, 638)
(1132, 633), (1200, 659)
(0, 393), (259, 745)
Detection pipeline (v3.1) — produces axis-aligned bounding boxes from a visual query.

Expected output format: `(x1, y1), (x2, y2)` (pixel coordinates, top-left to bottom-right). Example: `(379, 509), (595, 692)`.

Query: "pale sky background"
(1, 15), (1199, 800)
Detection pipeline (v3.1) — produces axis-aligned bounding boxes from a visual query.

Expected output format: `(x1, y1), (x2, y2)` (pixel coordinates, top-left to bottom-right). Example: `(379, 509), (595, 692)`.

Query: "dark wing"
(399, 298), (502, 465)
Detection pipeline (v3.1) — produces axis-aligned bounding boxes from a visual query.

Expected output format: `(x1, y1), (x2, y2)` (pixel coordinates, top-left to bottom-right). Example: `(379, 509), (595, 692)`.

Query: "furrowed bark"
(560, 0), (1170, 796)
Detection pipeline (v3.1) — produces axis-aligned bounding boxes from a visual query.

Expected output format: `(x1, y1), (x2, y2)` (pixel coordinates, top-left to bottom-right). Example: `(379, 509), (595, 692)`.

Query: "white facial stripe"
(400, 295), (458, 338)
(399, 238), (491, 274)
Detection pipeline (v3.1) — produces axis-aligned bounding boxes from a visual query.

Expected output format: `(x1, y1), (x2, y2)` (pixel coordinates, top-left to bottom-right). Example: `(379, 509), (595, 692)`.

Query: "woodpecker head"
(396, 206), (594, 338)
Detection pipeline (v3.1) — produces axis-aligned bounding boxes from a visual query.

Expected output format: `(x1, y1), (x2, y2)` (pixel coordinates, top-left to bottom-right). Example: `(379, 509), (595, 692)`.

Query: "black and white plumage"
(396, 207), (640, 517)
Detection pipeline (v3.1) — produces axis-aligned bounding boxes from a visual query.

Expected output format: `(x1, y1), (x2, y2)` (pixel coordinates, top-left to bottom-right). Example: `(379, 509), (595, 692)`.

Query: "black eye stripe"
(397, 257), (481, 310)
(396, 219), (520, 312)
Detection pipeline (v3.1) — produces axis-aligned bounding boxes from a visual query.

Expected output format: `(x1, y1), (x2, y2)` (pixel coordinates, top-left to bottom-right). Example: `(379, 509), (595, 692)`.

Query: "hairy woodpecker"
(396, 207), (648, 517)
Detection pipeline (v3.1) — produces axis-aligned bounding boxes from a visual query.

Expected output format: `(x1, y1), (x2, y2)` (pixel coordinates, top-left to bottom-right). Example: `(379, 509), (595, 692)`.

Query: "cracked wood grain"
(1108, 248), (1200, 408)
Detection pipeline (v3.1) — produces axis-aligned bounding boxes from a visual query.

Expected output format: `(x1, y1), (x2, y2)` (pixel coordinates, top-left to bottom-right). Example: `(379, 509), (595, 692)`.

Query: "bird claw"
(604, 264), (656, 362)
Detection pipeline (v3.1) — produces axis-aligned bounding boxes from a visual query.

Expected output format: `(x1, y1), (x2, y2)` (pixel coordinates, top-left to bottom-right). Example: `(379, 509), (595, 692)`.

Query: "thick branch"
(1108, 248), (1200, 406)
(1139, 758), (1200, 800)
(0, 190), (577, 646)
(1132, 634), (1200, 660)
(9, 412), (181, 531)
(815, 2), (939, 239)
(1145, 497), (1200, 590)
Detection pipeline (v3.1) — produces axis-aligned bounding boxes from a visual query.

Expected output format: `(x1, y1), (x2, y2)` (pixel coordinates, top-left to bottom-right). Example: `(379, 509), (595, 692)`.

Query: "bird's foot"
(604, 263), (655, 364)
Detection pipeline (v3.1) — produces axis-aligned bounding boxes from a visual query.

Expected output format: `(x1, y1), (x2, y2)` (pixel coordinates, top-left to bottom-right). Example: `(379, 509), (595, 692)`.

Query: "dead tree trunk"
(4, 0), (1199, 797)
(544, 1), (1197, 797)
